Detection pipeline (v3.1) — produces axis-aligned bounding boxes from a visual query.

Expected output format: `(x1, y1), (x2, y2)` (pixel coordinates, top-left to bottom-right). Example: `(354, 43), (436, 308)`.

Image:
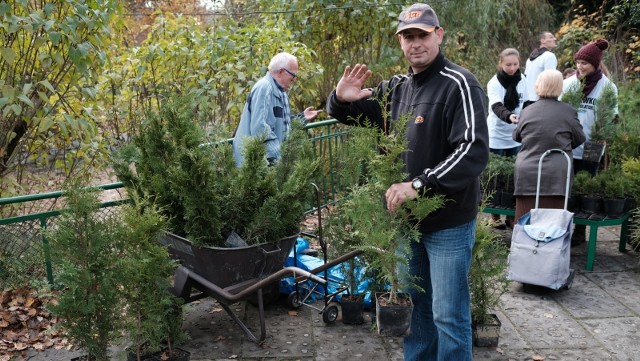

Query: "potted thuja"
(600, 167), (629, 218)
(46, 185), (187, 360)
(563, 81), (617, 164)
(469, 214), (510, 347)
(46, 186), (125, 361)
(332, 121), (443, 336)
(117, 199), (190, 361)
(480, 153), (504, 207)
(325, 210), (368, 325)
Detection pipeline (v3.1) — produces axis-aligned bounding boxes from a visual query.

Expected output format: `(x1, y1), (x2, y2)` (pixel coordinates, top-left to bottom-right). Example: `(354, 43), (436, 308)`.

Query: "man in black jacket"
(326, 3), (488, 361)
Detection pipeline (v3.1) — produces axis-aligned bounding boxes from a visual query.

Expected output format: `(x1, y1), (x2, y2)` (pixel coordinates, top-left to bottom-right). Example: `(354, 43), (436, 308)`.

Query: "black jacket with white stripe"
(327, 51), (489, 233)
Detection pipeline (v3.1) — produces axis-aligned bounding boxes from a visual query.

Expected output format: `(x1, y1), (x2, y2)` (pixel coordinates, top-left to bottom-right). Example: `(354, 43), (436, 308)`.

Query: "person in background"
(524, 31), (558, 103)
(563, 68), (576, 79)
(513, 69), (585, 221)
(232, 52), (322, 166)
(561, 39), (618, 246)
(486, 48), (528, 229)
(326, 3), (488, 360)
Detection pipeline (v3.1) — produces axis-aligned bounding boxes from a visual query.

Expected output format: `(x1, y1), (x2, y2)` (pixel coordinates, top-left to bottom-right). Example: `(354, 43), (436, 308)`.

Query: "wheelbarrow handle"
(177, 265), (326, 303)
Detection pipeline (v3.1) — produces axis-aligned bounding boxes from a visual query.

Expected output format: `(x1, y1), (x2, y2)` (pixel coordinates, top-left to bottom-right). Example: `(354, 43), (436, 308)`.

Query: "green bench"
(483, 207), (631, 271)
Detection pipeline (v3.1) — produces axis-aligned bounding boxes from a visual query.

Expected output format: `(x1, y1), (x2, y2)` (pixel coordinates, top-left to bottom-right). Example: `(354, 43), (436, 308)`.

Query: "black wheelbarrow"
(159, 232), (326, 344)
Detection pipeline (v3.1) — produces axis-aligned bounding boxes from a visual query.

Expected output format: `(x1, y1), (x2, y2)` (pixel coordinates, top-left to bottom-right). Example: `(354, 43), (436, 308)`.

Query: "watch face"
(412, 179), (423, 190)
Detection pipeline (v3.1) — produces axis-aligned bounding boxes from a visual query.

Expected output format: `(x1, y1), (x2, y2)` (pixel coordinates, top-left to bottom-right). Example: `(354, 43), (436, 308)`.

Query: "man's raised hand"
(335, 64), (373, 103)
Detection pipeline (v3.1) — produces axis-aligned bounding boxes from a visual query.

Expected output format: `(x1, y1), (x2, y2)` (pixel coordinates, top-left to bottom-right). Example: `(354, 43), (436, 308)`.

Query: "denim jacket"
(233, 73), (294, 166)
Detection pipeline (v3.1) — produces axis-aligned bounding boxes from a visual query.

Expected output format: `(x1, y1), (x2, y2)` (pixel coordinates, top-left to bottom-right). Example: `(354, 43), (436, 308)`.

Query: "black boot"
(505, 216), (515, 229)
(491, 213), (506, 229)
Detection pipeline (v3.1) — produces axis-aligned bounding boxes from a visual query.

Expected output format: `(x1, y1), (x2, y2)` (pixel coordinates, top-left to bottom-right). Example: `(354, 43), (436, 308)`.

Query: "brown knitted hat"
(574, 39), (609, 69)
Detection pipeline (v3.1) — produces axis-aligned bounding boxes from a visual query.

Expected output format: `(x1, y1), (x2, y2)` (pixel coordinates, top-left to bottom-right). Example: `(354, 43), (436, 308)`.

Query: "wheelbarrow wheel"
(322, 302), (340, 324)
(287, 291), (303, 309)
(248, 283), (280, 307)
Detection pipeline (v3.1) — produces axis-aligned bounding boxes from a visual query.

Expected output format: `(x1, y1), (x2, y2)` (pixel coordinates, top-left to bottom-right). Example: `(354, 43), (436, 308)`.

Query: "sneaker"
(491, 219), (507, 230)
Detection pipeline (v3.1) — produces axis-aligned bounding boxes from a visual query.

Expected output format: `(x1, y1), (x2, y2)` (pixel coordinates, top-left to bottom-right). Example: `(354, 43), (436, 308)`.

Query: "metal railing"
(0, 119), (350, 289)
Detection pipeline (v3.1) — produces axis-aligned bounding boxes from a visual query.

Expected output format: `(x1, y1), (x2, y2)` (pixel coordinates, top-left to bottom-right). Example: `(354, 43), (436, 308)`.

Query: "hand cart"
(286, 184), (364, 324)
(508, 148), (575, 290)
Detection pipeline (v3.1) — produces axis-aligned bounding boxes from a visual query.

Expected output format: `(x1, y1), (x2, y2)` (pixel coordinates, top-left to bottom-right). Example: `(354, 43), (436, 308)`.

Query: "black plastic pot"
(582, 141), (606, 163)
(127, 351), (155, 361)
(603, 198), (626, 218)
(623, 197), (636, 213)
(341, 294), (365, 325)
(126, 346), (191, 360)
(152, 347), (191, 361)
(499, 191), (515, 209)
(567, 195), (581, 213)
(580, 195), (602, 214)
(473, 313), (501, 347)
(489, 191), (501, 207)
(375, 292), (413, 337)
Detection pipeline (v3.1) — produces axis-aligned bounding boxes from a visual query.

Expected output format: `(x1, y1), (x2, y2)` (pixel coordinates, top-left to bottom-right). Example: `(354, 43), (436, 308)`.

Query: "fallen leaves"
(0, 287), (69, 357)
(209, 306), (223, 313)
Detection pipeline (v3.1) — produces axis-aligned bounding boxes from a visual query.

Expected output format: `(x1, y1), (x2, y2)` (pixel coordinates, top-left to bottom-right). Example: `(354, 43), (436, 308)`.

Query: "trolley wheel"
(562, 269), (576, 290)
(322, 302), (340, 324)
(287, 291), (303, 309)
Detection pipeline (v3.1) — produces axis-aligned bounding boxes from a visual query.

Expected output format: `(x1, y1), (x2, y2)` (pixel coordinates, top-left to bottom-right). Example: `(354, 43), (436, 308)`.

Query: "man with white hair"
(233, 52), (322, 166)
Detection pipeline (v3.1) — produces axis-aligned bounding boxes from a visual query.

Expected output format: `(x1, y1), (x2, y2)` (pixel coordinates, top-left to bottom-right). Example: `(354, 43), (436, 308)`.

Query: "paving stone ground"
(25, 226), (640, 361)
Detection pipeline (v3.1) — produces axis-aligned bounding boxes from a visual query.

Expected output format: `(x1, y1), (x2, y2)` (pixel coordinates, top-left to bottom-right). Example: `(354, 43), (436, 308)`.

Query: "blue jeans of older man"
(403, 219), (476, 361)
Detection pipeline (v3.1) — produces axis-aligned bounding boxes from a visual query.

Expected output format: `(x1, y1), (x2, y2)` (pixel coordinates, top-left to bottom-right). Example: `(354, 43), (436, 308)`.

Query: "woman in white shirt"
(562, 39), (618, 176)
(561, 38), (618, 246)
(486, 48), (528, 228)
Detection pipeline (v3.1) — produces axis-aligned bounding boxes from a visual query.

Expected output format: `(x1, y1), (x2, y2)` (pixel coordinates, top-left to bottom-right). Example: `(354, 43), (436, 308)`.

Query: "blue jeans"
(403, 219), (476, 361)
(490, 146), (520, 157)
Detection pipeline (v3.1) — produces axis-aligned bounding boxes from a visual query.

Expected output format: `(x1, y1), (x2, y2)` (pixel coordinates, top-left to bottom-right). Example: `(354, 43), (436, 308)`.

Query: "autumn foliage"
(0, 287), (68, 359)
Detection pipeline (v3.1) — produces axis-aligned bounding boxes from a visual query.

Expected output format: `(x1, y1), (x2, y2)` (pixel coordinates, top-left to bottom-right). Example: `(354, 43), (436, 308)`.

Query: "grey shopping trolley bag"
(508, 149), (575, 290)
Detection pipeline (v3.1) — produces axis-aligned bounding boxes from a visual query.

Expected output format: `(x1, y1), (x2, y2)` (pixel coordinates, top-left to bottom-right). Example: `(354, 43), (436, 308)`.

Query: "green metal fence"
(0, 119), (350, 289)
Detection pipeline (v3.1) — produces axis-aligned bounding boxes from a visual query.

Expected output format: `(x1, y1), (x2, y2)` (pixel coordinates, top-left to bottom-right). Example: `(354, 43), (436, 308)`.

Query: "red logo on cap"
(406, 11), (423, 20)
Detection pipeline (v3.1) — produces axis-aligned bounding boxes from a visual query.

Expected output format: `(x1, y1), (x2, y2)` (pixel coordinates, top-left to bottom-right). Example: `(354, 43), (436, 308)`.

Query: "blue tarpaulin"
(279, 238), (373, 309)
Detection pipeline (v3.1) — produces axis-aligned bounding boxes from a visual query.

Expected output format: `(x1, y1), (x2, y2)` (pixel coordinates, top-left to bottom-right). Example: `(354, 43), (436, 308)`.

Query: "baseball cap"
(396, 3), (440, 35)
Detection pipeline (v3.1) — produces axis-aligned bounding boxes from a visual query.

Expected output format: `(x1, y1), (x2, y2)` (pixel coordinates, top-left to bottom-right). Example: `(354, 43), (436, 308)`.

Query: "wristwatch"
(411, 178), (424, 191)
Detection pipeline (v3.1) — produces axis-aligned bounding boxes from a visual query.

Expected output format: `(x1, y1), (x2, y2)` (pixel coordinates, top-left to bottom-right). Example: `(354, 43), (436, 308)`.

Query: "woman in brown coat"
(513, 69), (586, 221)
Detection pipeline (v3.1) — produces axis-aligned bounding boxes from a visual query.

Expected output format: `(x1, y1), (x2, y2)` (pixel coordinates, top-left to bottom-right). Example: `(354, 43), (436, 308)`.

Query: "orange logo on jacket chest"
(414, 116), (425, 124)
